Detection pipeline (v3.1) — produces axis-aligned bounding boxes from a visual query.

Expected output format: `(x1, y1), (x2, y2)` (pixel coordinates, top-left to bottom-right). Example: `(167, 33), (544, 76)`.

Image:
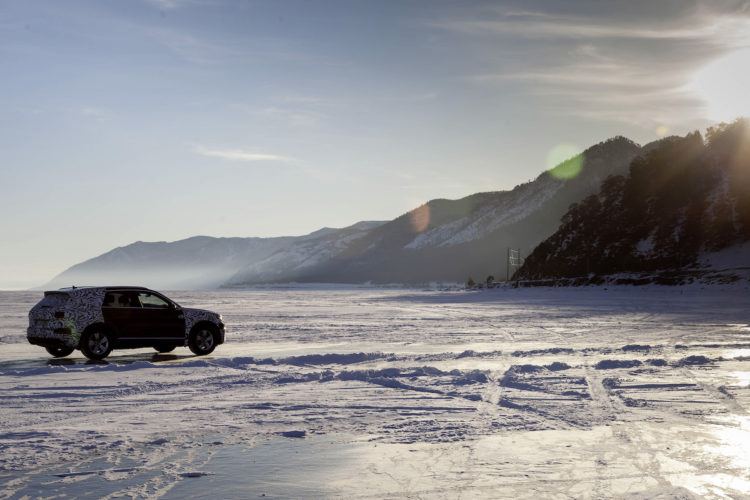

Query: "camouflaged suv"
(27, 286), (225, 360)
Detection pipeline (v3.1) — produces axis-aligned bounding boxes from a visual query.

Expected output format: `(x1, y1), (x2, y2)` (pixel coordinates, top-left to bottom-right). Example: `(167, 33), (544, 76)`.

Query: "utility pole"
(505, 247), (510, 281)
(507, 248), (522, 281)
(516, 248), (522, 286)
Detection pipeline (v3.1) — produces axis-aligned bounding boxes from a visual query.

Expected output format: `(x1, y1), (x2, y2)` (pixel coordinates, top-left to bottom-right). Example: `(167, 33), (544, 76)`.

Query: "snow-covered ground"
(1, 286), (750, 498)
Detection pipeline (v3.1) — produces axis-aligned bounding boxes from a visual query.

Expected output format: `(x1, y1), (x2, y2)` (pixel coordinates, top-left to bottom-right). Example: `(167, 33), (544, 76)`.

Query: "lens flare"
(408, 204), (430, 233)
(547, 143), (583, 180)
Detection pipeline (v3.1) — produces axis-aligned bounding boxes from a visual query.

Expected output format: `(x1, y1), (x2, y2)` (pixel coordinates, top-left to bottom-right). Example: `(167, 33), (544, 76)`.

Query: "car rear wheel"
(80, 328), (113, 360)
(45, 346), (75, 358)
(189, 325), (216, 356)
(154, 344), (176, 353)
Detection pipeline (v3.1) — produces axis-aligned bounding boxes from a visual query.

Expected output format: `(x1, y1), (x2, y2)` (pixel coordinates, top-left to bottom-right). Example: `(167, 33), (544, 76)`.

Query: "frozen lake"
(1, 286), (750, 498)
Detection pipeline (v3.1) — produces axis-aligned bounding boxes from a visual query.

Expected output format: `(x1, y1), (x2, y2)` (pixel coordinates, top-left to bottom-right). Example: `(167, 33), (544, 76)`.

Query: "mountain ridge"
(45, 135), (647, 289)
(274, 136), (641, 285)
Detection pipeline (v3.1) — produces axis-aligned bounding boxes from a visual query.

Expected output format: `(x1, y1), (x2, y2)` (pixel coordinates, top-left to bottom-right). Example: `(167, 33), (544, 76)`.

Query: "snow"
(1, 286), (750, 498)
(701, 241), (750, 271)
(636, 235), (655, 256)
(227, 224), (377, 283)
(405, 176), (564, 249)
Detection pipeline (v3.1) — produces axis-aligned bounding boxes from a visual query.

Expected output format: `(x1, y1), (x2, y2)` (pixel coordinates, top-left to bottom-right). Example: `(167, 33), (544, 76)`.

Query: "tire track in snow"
(679, 366), (748, 416)
(584, 366), (619, 422)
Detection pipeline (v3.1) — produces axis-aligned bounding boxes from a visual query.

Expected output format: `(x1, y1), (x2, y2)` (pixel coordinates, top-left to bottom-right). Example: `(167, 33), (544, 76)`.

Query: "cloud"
(478, 61), (703, 128)
(146, 26), (342, 68)
(80, 107), (115, 121)
(430, 4), (750, 45)
(193, 145), (296, 163)
(473, 66), (675, 89)
(255, 106), (323, 128)
(435, 17), (744, 42)
(143, 0), (194, 10)
(147, 29), (243, 66)
(432, 2), (750, 127)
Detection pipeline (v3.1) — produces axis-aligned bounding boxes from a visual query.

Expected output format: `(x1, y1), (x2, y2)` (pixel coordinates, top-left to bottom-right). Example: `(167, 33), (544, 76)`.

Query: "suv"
(27, 286), (225, 360)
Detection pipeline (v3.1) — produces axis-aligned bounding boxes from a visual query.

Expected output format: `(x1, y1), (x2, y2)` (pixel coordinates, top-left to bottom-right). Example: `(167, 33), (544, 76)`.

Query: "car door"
(101, 291), (141, 339)
(133, 291), (185, 341)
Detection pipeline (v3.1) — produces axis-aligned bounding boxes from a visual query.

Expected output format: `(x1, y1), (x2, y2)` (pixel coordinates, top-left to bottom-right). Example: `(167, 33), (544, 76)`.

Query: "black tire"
(45, 346), (75, 358)
(189, 324), (217, 356)
(80, 328), (113, 360)
(154, 345), (176, 353)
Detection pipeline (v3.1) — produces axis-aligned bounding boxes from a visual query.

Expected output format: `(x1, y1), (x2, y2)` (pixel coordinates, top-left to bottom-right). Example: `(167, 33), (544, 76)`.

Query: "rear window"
(40, 292), (69, 308)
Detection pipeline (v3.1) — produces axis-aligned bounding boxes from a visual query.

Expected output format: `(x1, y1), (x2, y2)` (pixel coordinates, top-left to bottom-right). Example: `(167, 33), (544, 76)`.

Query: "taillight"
(54, 311), (65, 318)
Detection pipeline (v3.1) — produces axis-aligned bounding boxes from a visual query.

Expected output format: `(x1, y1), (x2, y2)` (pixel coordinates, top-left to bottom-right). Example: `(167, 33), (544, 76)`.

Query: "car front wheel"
(80, 328), (113, 360)
(189, 325), (217, 356)
(45, 346), (75, 358)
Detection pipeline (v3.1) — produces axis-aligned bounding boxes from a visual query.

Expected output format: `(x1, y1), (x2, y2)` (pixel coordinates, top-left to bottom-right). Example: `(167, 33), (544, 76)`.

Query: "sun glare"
(692, 48), (750, 122)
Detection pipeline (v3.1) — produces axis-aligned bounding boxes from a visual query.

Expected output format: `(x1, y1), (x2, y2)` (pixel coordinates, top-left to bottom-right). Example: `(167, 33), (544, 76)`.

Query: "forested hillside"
(517, 119), (750, 284)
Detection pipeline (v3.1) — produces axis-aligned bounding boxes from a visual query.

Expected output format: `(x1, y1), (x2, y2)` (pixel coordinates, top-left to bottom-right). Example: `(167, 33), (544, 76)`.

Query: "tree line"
(517, 119), (750, 281)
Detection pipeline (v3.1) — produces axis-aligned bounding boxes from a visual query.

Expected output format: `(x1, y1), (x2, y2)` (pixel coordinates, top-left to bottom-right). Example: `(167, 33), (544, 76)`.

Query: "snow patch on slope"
(405, 177), (564, 249)
(700, 241), (750, 270)
(227, 221), (384, 283)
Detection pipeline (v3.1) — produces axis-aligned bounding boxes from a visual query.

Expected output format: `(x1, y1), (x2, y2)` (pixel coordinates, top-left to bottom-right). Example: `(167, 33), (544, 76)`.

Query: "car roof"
(49, 286), (153, 293)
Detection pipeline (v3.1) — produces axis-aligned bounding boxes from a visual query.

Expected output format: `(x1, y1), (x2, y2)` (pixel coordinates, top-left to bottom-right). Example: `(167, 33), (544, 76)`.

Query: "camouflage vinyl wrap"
(27, 288), (106, 348)
(183, 308), (224, 342)
(28, 287), (224, 349)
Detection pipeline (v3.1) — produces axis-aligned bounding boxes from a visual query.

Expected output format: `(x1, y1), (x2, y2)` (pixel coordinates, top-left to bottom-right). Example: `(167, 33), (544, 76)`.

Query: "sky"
(2, 0), (750, 289)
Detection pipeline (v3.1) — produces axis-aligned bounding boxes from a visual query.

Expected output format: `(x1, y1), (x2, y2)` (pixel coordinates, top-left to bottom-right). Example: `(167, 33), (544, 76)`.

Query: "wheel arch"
(188, 321), (219, 356)
(189, 320), (219, 337)
(80, 322), (113, 347)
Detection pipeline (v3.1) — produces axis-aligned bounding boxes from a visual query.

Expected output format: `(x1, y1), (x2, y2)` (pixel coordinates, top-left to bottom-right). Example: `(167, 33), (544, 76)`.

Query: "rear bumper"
(28, 335), (76, 349)
(27, 326), (78, 349)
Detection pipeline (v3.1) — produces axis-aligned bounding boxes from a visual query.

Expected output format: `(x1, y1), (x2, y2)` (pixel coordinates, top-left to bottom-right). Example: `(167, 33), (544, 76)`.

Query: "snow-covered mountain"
(44, 223), (388, 290)
(222, 221), (385, 285)
(268, 136), (643, 285)
(45, 135), (644, 289)
(43, 235), (295, 290)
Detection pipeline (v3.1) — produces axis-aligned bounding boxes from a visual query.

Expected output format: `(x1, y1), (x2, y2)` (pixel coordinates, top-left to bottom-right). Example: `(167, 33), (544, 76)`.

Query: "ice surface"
(1, 286), (750, 498)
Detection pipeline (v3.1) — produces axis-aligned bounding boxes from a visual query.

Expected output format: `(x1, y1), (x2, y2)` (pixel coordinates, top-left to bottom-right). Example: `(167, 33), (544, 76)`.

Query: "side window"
(103, 292), (139, 308)
(138, 292), (170, 308)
